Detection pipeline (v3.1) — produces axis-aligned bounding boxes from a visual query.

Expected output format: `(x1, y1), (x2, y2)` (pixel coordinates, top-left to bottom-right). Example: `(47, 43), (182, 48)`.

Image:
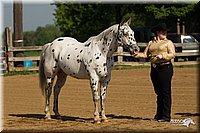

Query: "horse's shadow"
(9, 113), (152, 122)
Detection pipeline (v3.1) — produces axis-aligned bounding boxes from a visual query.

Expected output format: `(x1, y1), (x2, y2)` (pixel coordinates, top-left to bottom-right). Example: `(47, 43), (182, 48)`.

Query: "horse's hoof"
(101, 118), (108, 122)
(93, 119), (101, 124)
(44, 116), (51, 120)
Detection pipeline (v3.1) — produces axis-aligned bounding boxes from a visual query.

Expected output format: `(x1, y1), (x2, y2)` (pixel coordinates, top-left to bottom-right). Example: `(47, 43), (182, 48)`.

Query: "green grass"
(24, 51), (41, 57)
(112, 65), (150, 70)
(2, 63), (199, 76)
(173, 64), (199, 68)
(3, 70), (38, 76)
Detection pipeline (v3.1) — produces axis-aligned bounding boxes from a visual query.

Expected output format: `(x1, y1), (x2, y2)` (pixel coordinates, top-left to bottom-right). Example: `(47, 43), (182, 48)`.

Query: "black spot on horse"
(68, 54), (70, 56)
(55, 59), (58, 62)
(110, 49), (112, 51)
(96, 57), (100, 60)
(77, 55), (79, 58)
(89, 59), (92, 63)
(50, 43), (53, 46)
(52, 49), (55, 52)
(103, 63), (106, 66)
(75, 48), (78, 50)
(77, 59), (80, 63)
(99, 71), (101, 73)
(67, 57), (70, 60)
(85, 42), (91, 47)
(80, 50), (83, 53)
(61, 57), (62, 60)
(58, 38), (64, 41)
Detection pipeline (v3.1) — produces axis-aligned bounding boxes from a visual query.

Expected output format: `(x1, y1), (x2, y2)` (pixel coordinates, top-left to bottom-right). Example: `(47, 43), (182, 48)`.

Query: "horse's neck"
(97, 25), (119, 57)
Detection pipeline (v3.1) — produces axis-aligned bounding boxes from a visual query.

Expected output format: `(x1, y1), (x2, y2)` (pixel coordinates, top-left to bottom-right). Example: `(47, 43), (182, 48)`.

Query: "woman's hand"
(132, 52), (138, 57)
(156, 54), (163, 59)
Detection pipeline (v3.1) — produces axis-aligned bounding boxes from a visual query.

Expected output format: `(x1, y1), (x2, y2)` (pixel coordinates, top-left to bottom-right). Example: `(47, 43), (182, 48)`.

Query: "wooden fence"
(2, 27), (200, 73)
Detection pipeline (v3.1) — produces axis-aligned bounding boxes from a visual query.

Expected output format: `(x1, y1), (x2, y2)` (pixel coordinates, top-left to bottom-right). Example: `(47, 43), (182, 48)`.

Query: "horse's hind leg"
(44, 77), (54, 120)
(53, 70), (67, 119)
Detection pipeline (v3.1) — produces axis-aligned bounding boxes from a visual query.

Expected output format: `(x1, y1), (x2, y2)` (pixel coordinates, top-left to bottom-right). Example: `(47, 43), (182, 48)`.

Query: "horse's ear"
(119, 18), (131, 26)
(126, 18), (131, 25)
(119, 19), (126, 26)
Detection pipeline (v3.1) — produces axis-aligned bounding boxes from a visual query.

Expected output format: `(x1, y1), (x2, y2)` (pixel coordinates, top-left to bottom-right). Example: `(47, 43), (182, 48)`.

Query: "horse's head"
(117, 18), (140, 55)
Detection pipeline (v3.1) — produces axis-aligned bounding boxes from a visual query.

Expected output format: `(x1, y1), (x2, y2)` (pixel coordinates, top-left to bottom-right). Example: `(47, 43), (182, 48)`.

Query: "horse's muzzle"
(129, 46), (140, 55)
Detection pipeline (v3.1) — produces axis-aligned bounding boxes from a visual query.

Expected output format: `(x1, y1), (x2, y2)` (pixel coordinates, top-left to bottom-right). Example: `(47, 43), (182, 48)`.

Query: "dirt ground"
(2, 67), (199, 132)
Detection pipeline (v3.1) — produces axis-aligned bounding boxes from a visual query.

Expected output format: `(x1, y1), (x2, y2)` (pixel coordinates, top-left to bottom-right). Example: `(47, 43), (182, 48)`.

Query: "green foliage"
(186, 2), (200, 32)
(170, 4), (195, 17)
(145, 5), (170, 19)
(145, 4), (195, 19)
(54, 4), (116, 41)
(23, 24), (62, 46)
(54, 4), (148, 42)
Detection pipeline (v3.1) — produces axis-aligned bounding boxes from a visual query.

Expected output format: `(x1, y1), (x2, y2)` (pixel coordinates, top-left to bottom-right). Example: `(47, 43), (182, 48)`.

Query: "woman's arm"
(162, 41), (175, 60)
(133, 42), (150, 58)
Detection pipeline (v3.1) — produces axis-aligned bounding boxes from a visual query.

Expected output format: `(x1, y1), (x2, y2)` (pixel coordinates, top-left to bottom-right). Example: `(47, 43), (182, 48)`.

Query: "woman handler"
(132, 23), (175, 122)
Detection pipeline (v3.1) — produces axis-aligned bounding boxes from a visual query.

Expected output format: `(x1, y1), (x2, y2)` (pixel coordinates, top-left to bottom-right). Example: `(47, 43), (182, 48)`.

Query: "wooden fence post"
(5, 27), (13, 72)
(117, 46), (123, 64)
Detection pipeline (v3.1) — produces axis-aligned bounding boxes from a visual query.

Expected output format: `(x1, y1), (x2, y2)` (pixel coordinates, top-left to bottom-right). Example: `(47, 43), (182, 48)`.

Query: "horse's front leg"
(90, 73), (100, 123)
(99, 71), (111, 122)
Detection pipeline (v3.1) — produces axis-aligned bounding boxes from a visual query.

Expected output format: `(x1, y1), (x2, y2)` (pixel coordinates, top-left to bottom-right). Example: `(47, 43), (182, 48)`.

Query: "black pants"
(150, 63), (173, 120)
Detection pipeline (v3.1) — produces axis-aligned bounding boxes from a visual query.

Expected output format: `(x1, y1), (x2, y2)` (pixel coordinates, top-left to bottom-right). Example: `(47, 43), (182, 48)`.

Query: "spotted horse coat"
(39, 18), (139, 123)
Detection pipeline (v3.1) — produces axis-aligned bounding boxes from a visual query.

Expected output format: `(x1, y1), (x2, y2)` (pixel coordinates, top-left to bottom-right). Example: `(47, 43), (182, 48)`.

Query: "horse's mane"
(85, 24), (118, 44)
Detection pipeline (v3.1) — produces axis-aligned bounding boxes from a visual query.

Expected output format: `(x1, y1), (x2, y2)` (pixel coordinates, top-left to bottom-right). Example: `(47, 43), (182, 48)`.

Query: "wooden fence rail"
(2, 27), (199, 73)
(3, 45), (199, 72)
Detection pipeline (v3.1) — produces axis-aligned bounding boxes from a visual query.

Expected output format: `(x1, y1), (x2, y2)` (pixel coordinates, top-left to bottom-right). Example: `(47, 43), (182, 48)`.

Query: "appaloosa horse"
(39, 18), (139, 123)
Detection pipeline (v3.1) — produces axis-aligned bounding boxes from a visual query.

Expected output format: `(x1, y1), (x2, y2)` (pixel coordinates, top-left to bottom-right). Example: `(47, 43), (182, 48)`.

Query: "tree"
(54, 4), (148, 42)
(185, 2), (200, 33)
(54, 3), (198, 40)
(54, 4), (116, 42)
(145, 4), (196, 34)
(23, 24), (62, 46)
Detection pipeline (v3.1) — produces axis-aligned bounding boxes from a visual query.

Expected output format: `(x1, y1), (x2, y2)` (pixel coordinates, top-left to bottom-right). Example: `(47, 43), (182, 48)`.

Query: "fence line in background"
(3, 45), (199, 72)
(2, 27), (200, 73)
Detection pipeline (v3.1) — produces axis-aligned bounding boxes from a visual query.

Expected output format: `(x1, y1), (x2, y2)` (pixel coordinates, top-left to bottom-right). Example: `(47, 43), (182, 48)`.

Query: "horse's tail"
(39, 43), (51, 96)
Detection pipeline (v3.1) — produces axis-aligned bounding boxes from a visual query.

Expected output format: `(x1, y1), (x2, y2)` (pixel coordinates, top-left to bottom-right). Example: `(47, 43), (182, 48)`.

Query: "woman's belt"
(152, 62), (171, 68)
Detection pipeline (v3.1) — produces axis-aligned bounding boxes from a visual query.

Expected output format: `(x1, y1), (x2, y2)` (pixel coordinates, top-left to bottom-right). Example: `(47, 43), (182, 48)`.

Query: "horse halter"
(117, 24), (136, 47)
(116, 23), (139, 55)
